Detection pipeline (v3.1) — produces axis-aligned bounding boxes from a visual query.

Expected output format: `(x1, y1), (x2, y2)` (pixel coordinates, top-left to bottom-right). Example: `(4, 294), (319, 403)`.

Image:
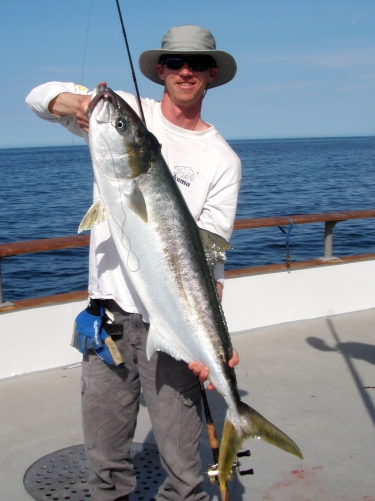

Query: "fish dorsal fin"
(146, 324), (188, 362)
(122, 180), (148, 223)
(199, 228), (233, 273)
(78, 199), (107, 233)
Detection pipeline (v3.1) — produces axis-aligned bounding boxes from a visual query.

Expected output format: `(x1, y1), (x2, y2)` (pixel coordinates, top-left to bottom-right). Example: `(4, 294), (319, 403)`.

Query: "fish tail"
(218, 401), (303, 489)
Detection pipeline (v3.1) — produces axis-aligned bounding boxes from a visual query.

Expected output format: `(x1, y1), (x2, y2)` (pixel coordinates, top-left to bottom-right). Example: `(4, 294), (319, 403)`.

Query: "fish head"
(87, 84), (158, 180)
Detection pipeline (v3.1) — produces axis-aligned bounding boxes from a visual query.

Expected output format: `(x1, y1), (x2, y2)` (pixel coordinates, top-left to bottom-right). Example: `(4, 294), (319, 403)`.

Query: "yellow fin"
(218, 420), (243, 490)
(123, 183), (148, 223)
(218, 401), (303, 489)
(199, 228), (233, 274)
(78, 199), (107, 233)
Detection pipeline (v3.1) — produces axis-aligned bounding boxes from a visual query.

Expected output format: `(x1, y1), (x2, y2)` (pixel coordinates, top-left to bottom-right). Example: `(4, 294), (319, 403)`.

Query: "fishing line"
(115, 0), (146, 127)
(97, 121), (140, 272)
(80, 0), (94, 86)
(70, 0), (94, 148)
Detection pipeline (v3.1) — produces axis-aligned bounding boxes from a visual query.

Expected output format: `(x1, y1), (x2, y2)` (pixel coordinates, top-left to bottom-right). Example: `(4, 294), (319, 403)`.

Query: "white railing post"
(324, 221), (338, 259)
(0, 259), (14, 308)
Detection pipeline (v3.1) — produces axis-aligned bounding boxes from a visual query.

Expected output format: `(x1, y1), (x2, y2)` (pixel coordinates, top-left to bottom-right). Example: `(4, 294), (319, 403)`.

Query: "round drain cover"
(24, 443), (165, 501)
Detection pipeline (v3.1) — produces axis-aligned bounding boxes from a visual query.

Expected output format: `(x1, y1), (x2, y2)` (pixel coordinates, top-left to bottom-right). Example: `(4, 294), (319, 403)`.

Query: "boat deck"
(1, 308), (375, 501)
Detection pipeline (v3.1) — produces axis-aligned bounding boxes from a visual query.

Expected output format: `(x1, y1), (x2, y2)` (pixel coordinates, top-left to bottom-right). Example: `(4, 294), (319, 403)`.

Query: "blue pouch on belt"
(71, 301), (124, 366)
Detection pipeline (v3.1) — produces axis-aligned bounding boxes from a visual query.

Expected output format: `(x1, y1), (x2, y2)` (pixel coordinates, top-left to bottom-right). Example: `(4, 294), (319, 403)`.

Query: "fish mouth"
(86, 85), (120, 120)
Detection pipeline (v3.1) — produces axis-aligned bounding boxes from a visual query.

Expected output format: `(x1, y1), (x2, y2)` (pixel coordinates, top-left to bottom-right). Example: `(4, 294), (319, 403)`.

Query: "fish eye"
(116, 119), (126, 131)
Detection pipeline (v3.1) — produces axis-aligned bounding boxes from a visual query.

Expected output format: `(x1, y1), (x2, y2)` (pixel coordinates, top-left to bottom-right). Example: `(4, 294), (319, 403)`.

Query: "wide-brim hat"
(139, 25), (237, 89)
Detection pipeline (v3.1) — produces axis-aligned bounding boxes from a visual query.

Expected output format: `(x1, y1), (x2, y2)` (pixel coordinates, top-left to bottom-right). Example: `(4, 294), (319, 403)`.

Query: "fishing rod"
(114, 3), (250, 498)
(200, 382), (254, 500)
(115, 0), (147, 126)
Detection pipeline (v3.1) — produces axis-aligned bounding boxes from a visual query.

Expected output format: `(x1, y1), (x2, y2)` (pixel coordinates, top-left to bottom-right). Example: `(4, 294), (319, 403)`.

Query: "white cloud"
(258, 80), (324, 93)
(242, 48), (375, 70)
(303, 50), (375, 69)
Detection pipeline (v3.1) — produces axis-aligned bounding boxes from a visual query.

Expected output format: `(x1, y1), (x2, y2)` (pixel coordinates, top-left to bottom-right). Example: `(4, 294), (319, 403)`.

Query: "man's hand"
(47, 81), (107, 133)
(48, 93), (91, 132)
(188, 348), (239, 391)
(75, 94), (92, 132)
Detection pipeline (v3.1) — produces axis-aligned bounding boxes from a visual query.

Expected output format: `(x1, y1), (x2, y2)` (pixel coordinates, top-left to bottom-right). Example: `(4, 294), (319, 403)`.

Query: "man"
(26, 25), (241, 501)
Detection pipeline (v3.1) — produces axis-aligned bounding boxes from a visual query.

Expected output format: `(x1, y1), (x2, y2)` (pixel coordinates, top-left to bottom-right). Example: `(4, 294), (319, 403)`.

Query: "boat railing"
(1, 209), (375, 311)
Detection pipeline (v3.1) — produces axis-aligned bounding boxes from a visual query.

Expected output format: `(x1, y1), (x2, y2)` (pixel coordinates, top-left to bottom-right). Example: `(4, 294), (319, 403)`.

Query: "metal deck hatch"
(24, 443), (165, 501)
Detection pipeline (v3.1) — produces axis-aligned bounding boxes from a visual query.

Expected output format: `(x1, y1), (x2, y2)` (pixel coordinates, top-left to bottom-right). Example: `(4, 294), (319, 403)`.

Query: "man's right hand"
(76, 95), (92, 132)
(48, 93), (91, 132)
(48, 81), (108, 133)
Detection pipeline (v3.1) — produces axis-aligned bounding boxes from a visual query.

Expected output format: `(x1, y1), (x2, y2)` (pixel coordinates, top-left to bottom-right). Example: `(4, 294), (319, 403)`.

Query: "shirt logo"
(173, 166), (195, 188)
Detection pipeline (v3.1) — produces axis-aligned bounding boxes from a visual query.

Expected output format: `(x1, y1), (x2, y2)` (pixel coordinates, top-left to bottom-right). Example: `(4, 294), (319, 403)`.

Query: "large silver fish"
(80, 85), (303, 488)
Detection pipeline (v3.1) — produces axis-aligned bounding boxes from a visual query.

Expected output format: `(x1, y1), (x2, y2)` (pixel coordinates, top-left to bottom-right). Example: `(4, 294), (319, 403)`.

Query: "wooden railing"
(0, 235), (90, 258)
(1, 209), (375, 311)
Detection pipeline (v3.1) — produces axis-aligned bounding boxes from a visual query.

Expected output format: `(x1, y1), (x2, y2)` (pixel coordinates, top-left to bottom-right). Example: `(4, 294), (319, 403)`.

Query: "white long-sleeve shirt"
(26, 82), (241, 314)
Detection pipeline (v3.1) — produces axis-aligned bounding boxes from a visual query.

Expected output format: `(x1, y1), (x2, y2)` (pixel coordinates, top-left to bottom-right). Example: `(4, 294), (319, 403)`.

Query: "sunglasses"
(159, 55), (216, 72)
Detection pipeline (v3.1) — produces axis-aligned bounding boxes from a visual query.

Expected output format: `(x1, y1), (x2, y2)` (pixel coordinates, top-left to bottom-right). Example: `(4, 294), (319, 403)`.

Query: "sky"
(1, 0), (374, 148)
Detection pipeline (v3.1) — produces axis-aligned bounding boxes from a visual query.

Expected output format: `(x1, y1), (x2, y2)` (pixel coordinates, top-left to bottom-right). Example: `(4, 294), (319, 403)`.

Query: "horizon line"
(1, 134), (374, 150)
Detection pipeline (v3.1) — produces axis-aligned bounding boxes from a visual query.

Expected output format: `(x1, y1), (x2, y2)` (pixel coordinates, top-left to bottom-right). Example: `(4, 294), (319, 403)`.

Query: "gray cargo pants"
(81, 300), (209, 501)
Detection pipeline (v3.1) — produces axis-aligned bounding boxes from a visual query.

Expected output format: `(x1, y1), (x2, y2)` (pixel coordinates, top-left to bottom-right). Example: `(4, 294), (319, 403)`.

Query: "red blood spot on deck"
(291, 466), (323, 480)
(261, 465), (326, 500)
(261, 466), (374, 501)
(291, 469), (305, 479)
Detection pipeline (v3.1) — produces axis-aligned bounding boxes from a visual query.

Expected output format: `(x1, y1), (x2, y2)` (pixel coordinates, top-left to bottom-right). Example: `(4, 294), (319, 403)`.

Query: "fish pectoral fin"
(199, 228), (233, 272)
(78, 199), (107, 233)
(123, 183), (148, 223)
(146, 325), (185, 362)
(218, 401), (303, 489)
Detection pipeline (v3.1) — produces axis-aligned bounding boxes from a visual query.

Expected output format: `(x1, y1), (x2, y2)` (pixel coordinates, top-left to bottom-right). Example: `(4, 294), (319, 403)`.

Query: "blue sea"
(1, 136), (374, 302)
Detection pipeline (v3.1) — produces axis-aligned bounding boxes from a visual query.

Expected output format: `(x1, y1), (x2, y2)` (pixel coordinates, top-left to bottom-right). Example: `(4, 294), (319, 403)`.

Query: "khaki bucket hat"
(139, 25), (237, 89)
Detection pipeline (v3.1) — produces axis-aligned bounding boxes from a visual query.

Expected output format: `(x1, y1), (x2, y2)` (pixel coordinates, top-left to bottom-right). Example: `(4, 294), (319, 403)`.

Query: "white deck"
(1, 308), (375, 501)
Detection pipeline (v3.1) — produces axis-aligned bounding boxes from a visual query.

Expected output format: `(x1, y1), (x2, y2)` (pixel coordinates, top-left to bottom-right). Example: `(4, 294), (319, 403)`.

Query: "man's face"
(156, 55), (219, 108)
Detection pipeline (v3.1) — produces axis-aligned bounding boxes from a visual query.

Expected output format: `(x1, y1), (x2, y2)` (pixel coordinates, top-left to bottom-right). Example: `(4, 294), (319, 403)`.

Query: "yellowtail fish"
(80, 85), (303, 488)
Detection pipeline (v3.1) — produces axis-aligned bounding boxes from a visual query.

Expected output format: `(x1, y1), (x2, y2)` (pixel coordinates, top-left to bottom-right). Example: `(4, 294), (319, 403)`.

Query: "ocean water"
(0, 136), (374, 302)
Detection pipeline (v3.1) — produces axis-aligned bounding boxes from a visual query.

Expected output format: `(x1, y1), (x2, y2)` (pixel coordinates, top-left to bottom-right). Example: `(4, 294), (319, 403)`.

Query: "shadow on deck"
(1, 309), (375, 501)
